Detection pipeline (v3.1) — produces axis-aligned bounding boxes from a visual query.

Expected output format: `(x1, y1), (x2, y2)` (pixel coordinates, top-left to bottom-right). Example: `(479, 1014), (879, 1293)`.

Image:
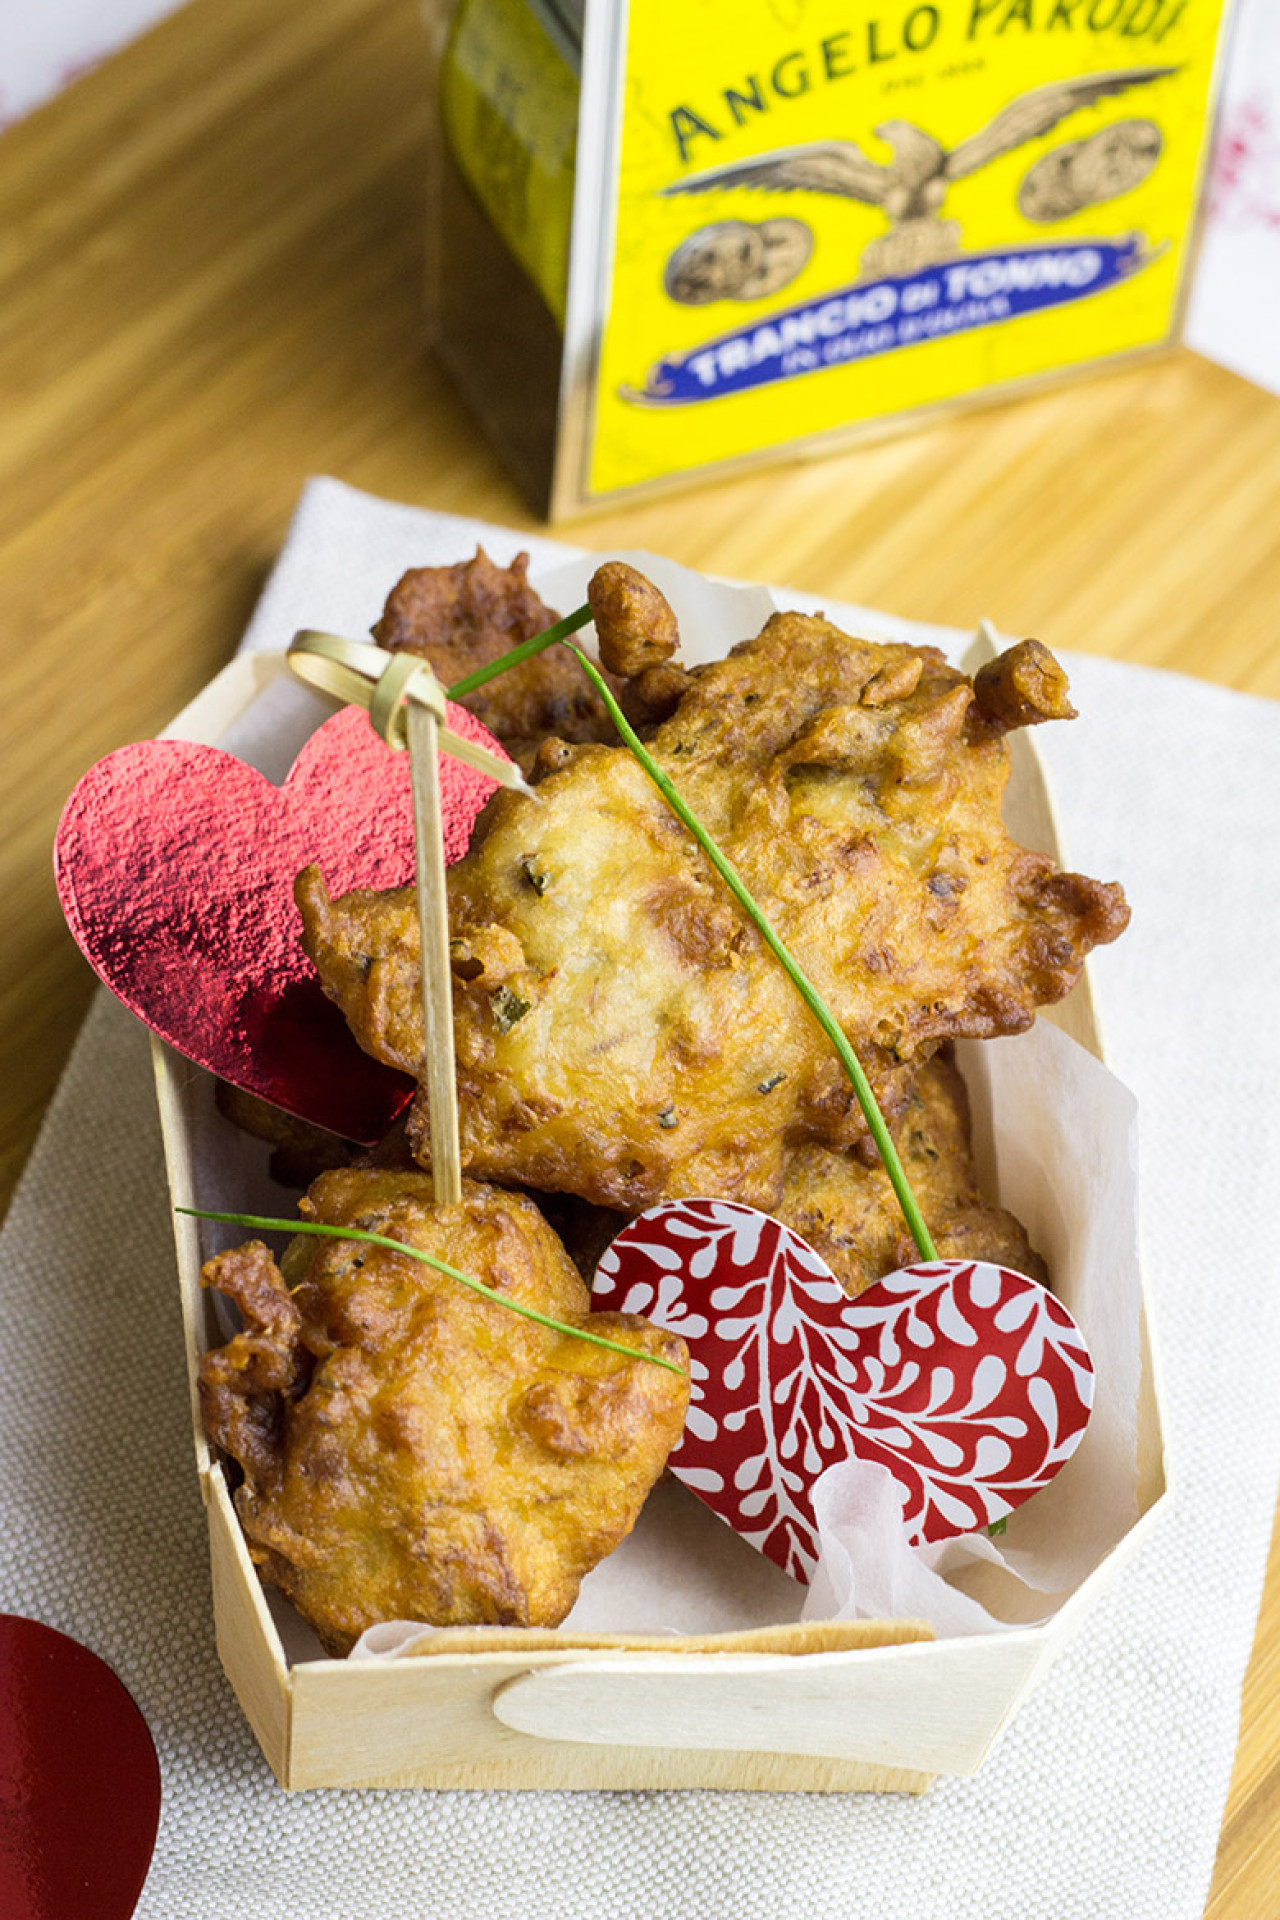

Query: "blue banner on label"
(626, 238), (1153, 407)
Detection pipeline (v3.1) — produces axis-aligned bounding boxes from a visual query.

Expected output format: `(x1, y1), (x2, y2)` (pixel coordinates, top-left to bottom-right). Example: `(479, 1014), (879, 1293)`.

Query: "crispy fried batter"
(776, 1050), (1048, 1297)
(541, 1050), (1045, 1295)
(618, 660), (695, 728)
(373, 547), (616, 766)
(970, 638), (1077, 735)
(198, 1241), (309, 1487)
(299, 609), (1126, 1214)
(198, 1171), (688, 1654)
(588, 561), (681, 677)
(535, 1191), (631, 1284)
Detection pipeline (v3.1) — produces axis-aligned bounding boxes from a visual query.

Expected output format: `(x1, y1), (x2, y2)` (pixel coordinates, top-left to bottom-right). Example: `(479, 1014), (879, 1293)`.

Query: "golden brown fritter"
(588, 560), (681, 678)
(373, 547), (616, 766)
(532, 1051), (1044, 1296)
(616, 660), (695, 729)
(775, 1050), (1048, 1298)
(198, 1170), (688, 1654)
(298, 609), (1126, 1214)
(970, 638), (1077, 735)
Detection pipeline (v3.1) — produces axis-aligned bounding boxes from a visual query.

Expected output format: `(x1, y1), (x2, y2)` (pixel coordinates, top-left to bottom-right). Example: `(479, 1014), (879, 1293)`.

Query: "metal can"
(432, 0), (1233, 519)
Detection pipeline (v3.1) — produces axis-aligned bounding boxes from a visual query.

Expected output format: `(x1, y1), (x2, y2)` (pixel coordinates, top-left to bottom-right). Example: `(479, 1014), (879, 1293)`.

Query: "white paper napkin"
(3, 476), (1277, 1920)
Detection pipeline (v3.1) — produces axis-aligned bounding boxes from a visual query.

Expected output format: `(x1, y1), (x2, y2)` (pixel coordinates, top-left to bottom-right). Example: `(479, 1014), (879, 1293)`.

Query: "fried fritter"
(589, 561), (680, 678)
(970, 637), (1077, 734)
(373, 547), (616, 766)
(299, 609), (1126, 1214)
(536, 1050), (1045, 1296)
(775, 1049), (1048, 1298)
(198, 1170), (688, 1654)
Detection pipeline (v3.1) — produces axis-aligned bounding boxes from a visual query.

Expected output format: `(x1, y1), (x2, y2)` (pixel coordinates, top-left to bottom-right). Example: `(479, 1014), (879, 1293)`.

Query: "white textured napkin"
(4, 477), (1277, 1920)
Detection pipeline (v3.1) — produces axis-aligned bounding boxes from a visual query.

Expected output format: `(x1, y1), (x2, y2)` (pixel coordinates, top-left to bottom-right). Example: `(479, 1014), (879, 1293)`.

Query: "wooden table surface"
(1, 0), (1277, 1902)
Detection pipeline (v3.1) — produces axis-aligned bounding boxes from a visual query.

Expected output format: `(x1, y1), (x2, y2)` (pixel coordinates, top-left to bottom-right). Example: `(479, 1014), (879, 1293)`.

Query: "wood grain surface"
(0, 0), (1276, 1902)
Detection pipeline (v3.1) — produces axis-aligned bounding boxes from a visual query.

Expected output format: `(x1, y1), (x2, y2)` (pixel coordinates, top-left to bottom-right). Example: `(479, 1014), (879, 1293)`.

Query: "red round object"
(0, 1615), (161, 1920)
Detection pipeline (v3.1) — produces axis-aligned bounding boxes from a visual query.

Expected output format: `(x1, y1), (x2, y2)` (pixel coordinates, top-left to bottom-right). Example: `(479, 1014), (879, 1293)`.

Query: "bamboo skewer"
(406, 697), (462, 1205)
(286, 630), (524, 1206)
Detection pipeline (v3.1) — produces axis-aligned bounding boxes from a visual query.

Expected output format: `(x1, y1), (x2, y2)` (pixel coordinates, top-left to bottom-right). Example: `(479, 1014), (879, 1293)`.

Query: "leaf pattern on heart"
(593, 1200), (1094, 1583)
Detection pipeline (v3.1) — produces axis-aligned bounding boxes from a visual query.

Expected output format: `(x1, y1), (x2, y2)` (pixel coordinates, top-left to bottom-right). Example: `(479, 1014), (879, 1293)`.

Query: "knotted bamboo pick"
(286, 631), (524, 1205)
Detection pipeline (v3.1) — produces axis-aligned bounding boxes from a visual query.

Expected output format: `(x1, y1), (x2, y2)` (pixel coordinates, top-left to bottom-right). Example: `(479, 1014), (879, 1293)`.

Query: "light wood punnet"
(154, 647), (1164, 1792)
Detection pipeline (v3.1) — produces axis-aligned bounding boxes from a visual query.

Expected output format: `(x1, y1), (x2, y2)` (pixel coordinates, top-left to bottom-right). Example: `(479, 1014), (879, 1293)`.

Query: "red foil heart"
(0, 1614), (161, 1920)
(593, 1200), (1094, 1583)
(55, 702), (506, 1142)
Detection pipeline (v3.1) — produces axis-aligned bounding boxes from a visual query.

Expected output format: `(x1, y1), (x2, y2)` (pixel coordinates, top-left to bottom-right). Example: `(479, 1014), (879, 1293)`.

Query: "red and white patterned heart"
(592, 1200), (1094, 1584)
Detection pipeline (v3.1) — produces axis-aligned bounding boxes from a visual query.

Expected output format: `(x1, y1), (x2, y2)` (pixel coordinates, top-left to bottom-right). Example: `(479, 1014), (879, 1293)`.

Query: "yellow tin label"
(588, 0), (1226, 498)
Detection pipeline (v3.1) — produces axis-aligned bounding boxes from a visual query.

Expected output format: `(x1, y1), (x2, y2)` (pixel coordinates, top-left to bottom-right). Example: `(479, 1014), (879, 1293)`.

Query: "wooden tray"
(156, 647), (1167, 1792)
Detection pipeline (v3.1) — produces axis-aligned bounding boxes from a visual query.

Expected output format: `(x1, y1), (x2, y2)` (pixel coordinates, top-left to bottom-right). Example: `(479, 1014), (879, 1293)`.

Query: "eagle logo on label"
(660, 64), (1172, 286)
